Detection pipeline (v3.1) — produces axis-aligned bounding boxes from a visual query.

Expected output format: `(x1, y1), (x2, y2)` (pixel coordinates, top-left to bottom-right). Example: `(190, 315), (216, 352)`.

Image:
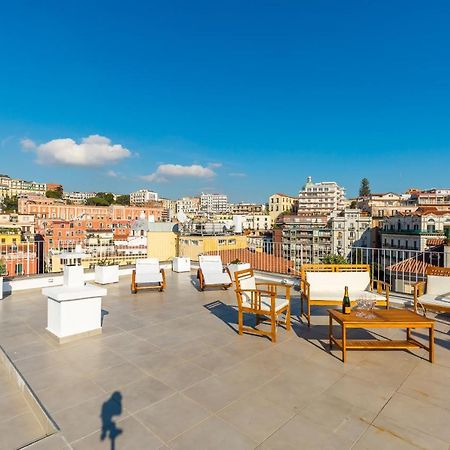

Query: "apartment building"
(231, 203), (266, 215)
(408, 189), (450, 206)
(19, 197), (163, 224)
(159, 198), (176, 221)
(381, 207), (450, 252)
(0, 214), (35, 238)
(298, 176), (346, 215)
(244, 214), (272, 231)
(130, 189), (159, 206)
(200, 193), (229, 215)
(62, 191), (97, 204)
(329, 209), (371, 257)
(176, 197), (200, 216)
(268, 193), (298, 221)
(273, 214), (331, 266)
(0, 175), (47, 198)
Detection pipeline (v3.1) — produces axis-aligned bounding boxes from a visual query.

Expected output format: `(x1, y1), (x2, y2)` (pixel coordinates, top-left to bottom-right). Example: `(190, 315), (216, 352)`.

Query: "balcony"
(1, 265), (450, 448)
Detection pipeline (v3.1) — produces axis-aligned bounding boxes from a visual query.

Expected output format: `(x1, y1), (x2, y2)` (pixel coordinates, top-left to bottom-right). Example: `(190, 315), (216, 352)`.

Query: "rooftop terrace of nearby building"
(1, 272), (450, 449)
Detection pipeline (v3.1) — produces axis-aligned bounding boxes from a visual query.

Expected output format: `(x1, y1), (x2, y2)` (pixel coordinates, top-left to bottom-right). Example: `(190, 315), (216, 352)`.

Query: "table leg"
(329, 314), (332, 350)
(429, 325), (435, 363)
(342, 324), (347, 363)
(406, 327), (411, 341)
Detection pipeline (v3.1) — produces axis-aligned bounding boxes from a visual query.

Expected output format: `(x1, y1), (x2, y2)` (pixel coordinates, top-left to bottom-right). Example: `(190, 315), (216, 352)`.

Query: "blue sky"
(1, 1), (450, 202)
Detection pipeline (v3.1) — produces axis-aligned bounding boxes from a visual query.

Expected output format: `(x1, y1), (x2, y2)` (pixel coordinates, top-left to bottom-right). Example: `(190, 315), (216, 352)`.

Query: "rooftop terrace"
(1, 271), (450, 449)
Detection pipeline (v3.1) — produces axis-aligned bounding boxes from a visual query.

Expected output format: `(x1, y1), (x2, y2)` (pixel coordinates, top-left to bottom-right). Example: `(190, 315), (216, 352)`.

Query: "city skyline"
(1, 1), (450, 201)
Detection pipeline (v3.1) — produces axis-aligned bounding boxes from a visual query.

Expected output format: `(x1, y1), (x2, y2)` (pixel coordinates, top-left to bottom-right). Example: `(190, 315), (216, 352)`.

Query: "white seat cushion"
(307, 289), (386, 302)
(418, 293), (450, 306)
(199, 255), (224, 274)
(242, 295), (289, 312)
(135, 258), (162, 284)
(202, 271), (232, 286)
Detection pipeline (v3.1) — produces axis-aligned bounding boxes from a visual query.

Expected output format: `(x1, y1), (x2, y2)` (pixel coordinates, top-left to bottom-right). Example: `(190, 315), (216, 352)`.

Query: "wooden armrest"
(413, 281), (426, 298)
(372, 280), (391, 294)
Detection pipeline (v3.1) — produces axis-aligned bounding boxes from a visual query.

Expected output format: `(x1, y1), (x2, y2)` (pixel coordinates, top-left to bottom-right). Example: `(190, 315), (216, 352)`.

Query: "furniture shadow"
(204, 300), (260, 334)
(101, 309), (109, 326)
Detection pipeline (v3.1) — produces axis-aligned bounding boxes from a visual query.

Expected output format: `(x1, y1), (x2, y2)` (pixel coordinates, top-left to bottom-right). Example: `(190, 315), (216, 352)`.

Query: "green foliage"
(349, 200), (357, 209)
(230, 259), (244, 264)
(86, 196), (110, 206)
(96, 258), (117, 266)
(359, 178), (371, 197)
(46, 189), (63, 199)
(0, 259), (6, 275)
(114, 194), (130, 206)
(322, 254), (348, 264)
(1, 196), (18, 213)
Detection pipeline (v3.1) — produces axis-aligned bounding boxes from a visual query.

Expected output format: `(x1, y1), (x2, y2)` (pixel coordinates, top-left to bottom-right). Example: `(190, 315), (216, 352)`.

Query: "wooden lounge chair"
(300, 264), (389, 327)
(131, 258), (166, 293)
(413, 266), (450, 316)
(197, 255), (232, 291)
(234, 268), (291, 343)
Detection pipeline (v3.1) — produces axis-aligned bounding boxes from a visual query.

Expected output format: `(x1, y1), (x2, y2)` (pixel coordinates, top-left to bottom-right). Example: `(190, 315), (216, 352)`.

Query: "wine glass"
(365, 294), (377, 319)
(356, 293), (367, 318)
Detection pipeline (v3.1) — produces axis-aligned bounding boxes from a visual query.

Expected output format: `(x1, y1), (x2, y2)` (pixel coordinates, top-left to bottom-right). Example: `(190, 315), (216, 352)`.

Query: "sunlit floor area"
(1, 271), (450, 449)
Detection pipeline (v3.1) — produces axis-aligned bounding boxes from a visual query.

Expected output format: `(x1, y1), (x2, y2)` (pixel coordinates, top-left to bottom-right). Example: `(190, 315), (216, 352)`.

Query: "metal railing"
(1, 239), (448, 295)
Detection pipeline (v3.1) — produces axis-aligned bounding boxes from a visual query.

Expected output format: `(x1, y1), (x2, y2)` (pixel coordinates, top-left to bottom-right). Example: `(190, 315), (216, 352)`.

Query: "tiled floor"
(1, 271), (450, 449)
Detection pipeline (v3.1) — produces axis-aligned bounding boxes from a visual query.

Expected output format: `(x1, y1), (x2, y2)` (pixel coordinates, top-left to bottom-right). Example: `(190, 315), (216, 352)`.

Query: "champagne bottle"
(342, 286), (351, 314)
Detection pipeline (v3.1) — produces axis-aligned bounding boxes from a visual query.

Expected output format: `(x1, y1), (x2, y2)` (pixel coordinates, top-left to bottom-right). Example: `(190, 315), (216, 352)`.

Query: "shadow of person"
(100, 391), (123, 450)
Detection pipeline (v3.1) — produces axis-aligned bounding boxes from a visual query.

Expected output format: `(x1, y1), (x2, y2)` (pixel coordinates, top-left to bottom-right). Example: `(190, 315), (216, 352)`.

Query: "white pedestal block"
(63, 265), (85, 288)
(95, 265), (119, 284)
(172, 257), (191, 273)
(42, 285), (107, 344)
(227, 263), (251, 280)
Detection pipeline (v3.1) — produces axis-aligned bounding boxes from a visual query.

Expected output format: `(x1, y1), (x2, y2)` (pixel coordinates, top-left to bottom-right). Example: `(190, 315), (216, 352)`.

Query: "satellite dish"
(177, 211), (187, 223)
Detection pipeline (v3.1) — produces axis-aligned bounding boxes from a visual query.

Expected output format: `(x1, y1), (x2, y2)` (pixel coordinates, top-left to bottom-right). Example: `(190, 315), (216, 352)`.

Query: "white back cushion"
(427, 275), (450, 296)
(136, 258), (160, 274)
(237, 275), (256, 305)
(199, 255), (223, 273)
(307, 271), (370, 295)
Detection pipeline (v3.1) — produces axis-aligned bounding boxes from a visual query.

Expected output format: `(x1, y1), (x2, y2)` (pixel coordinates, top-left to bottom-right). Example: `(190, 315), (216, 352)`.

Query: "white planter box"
(43, 284), (107, 344)
(227, 263), (251, 280)
(0, 276), (3, 300)
(172, 257), (191, 273)
(63, 265), (84, 288)
(95, 265), (119, 284)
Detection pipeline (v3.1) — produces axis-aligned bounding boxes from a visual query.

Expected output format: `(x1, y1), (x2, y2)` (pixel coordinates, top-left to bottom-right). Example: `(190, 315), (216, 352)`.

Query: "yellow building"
(179, 234), (248, 261)
(0, 228), (21, 246)
(268, 193), (298, 221)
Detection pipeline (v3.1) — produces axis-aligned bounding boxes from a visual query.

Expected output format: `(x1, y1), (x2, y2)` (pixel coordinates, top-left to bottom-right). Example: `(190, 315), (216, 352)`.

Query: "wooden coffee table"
(328, 309), (435, 363)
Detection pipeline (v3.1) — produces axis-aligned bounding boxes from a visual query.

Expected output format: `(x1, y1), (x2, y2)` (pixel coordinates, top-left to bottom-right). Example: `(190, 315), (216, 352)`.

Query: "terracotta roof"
(426, 238), (447, 247)
(386, 257), (431, 274)
(206, 248), (294, 274)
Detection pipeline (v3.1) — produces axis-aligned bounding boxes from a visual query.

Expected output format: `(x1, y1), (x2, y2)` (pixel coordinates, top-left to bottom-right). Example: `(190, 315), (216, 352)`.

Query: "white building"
(0, 175), (47, 198)
(329, 209), (371, 256)
(298, 176), (346, 215)
(176, 197), (200, 216)
(381, 207), (450, 252)
(200, 193), (229, 215)
(62, 192), (97, 204)
(130, 189), (159, 206)
(243, 214), (273, 231)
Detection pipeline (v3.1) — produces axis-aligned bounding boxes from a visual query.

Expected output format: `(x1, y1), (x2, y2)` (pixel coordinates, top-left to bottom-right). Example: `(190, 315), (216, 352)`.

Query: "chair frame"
(197, 259), (232, 291)
(300, 264), (390, 327)
(234, 268), (291, 343)
(413, 266), (450, 316)
(131, 267), (166, 294)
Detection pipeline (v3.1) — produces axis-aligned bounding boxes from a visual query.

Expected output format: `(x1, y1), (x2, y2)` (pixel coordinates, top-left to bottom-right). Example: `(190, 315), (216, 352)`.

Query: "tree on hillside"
(359, 178), (371, 197)
(46, 187), (63, 199)
(1, 196), (18, 213)
(86, 196), (110, 206)
(96, 192), (115, 204)
(114, 195), (130, 206)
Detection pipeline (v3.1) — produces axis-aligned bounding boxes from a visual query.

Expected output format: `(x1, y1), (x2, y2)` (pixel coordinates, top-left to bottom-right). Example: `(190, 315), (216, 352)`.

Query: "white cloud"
(20, 138), (36, 150)
(106, 170), (119, 177)
(141, 164), (217, 183)
(208, 163), (222, 169)
(30, 135), (131, 166)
